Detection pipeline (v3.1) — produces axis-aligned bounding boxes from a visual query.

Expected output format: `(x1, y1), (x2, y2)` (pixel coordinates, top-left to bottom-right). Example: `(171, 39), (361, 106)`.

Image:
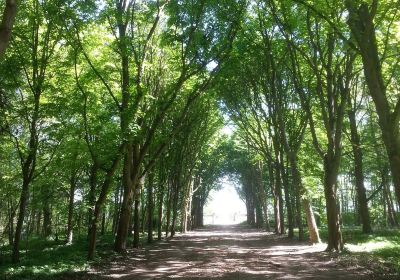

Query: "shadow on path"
(84, 224), (374, 279)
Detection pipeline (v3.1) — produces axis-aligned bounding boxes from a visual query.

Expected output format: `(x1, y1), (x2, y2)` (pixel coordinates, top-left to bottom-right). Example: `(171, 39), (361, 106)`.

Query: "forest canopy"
(0, 0), (400, 278)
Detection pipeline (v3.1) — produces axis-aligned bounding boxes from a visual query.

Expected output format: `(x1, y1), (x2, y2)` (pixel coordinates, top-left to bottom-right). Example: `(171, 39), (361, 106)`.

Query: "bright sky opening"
(204, 178), (247, 225)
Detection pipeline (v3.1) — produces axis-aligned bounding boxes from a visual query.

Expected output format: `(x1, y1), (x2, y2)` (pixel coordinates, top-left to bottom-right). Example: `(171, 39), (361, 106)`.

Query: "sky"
(204, 178), (247, 225)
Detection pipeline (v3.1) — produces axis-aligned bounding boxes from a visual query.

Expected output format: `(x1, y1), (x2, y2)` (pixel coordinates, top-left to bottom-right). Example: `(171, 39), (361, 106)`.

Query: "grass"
(0, 234), (122, 280)
(341, 228), (400, 274)
(296, 226), (400, 275)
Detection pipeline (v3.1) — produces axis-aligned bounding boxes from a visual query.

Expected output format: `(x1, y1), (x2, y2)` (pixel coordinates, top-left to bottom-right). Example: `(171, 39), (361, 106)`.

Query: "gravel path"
(82, 224), (377, 279)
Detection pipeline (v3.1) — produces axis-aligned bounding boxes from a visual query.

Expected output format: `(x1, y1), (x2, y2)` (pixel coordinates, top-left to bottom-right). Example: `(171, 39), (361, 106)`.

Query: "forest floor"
(62, 224), (396, 280)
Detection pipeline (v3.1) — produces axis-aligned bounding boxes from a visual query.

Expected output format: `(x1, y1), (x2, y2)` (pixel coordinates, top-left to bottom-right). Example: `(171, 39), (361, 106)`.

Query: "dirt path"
(84, 225), (376, 279)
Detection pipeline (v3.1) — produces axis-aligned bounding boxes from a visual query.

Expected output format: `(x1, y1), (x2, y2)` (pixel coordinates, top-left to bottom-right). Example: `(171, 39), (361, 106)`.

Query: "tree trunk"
(147, 173), (154, 243)
(382, 167), (398, 227)
(115, 144), (141, 252)
(114, 148), (133, 252)
(281, 158), (293, 238)
(87, 164), (98, 237)
(276, 164), (285, 234)
(324, 156), (343, 251)
(101, 211), (106, 235)
(0, 0), (17, 57)
(347, 1), (400, 208)
(255, 162), (270, 231)
(171, 182), (180, 237)
(302, 199), (319, 243)
(42, 193), (52, 238)
(165, 182), (172, 237)
(255, 204), (264, 228)
(7, 199), (15, 245)
(293, 184), (302, 238)
(133, 177), (143, 248)
(87, 154), (123, 260)
(348, 108), (372, 233)
(286, 134), (321, 244)
(157, 185), (164, 240)
(181, 179), (193, 233)
(12, 180), (29, 263)
(112, 184), (122, 235)
(269, 163), (280, 234)
(66, 174), (76, 244)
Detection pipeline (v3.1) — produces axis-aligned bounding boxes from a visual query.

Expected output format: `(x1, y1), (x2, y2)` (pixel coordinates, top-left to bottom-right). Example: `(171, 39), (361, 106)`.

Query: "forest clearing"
(1, 0), (400, 279)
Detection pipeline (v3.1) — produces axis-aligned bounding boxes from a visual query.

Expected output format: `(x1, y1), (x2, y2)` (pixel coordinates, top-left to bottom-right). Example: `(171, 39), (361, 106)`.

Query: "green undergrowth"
(0, 234), (131, 280)
(300, 226), (400, 275)
(342, 228), (400, 275)
(2, 226), (399, 279)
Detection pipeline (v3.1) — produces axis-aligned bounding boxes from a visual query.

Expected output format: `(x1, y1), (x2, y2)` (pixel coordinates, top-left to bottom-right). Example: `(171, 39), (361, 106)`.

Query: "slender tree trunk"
(276, 164), (284, 234)
(0, 0), (17, 57)
(294, 185), (303, 240)
(269, 163), (280, 234)
(382, 167), (398, 227)
(281, 158), (293, 238)
(141, 188), (146, 234)
(101, 211), (106, 235)
(112, 184), (121, 235)
(197, 200), (204, 227)
(165, 182), (172, 237)
(324, 155), (343, 251)
(255, 204), (264, 228)
(347, 2), (400, 208)
(284, 139), (320, 244)
(147, 173), (154, 243)
(181, 180), (193, 233)
(87, 164), (98, 237)
(256, 161), (270, 231)
(133, 177), (143, 248)
(115, 144), (142, 252)
(12, 180), (29, 263)
(171, 182), (180, 237)
(42, 192), (52, 238)
(8, 199), (15, 245)
(87, 154), (122, 260)
(114, 148), (133, 252)
(348, 109), (372, 233)
(157, 189), (164, 240)
(12, 107), (40, 262)
(186, 184), (193, 231)
(66, 174), (76, 244)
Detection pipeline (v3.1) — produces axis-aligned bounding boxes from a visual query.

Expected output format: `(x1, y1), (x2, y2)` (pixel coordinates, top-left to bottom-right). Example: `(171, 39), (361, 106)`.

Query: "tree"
(0, 0), (17, 57)
(346, 0), (400, 208)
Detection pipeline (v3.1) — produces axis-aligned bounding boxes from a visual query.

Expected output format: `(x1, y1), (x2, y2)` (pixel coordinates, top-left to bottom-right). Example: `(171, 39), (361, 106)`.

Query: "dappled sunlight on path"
(87, 225), (372, 279)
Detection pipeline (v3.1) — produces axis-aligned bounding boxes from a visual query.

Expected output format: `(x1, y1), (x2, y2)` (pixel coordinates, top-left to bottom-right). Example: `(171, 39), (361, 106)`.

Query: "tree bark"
(87, 164), (98, 237)
(87, 154), (123, 260)
(7, 199), (15, 245)
(157, 184), (164, 240)
(348, 108), (372, 233)
(42, 192), (52, 238)
(324, 156), (343, 251)
(170, 181), (180, 237)
(66, 174), (77, 244)
(133, 176), (143, 248)
(268, 162), (280, 234)
(114, 144), (135, 252)
(347, 1), (400, 208)
(165, 182), (172, 237)
(280, 157), (293, 238)
(12, 180), (29, 263)
(382, 166), (398, 227)
(0, 0), (17, 57)
(147, 173), (154, 243)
